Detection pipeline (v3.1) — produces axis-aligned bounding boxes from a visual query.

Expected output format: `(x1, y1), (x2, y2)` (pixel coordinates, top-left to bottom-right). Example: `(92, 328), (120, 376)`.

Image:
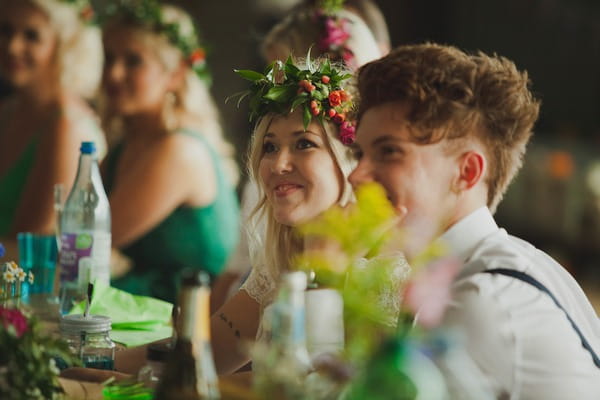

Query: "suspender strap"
(483, 268), (600, 369)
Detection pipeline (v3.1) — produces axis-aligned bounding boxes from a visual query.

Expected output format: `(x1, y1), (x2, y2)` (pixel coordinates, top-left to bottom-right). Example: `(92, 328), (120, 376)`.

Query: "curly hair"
(357, 43), (541, 211)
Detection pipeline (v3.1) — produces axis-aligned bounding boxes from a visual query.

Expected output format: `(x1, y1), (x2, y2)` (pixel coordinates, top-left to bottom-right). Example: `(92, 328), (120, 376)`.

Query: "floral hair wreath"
(58, 0), (96, 24)
(98, 0), (209, 82)
(311, 0), (356, 70)
(231, 54), (356, 145)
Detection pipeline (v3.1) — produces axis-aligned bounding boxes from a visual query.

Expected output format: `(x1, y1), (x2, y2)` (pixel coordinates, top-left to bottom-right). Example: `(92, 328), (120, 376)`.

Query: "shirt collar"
(440, 206), (498, 263)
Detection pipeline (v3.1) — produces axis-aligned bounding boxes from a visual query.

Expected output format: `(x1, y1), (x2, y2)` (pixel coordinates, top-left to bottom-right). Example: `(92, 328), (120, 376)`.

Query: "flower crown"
(232, 55), (356, 145)
(311, 0), (356, 70)
(58, 0), (96, 24)
(98, 0), (209, 81)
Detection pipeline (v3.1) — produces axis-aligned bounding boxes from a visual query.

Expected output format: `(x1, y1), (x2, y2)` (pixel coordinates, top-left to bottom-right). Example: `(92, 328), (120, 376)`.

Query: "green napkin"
(69, 282), (173, 347)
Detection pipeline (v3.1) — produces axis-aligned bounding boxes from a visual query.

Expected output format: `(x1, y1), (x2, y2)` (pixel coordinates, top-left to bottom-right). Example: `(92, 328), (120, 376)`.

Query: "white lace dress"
(240, 252), (412, 338)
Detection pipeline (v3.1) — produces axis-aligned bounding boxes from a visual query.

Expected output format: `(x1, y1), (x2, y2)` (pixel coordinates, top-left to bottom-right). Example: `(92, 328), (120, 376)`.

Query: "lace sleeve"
(240, 265), (278, 307)
(356, 252), (412, 327)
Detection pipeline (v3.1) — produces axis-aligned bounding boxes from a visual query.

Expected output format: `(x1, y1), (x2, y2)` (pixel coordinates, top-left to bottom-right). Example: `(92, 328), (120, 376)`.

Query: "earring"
(162, 91), (178, 131)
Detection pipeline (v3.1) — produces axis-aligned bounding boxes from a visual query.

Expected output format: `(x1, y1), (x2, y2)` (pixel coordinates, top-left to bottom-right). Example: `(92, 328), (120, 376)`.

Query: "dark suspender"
(483, 268), (600, 369)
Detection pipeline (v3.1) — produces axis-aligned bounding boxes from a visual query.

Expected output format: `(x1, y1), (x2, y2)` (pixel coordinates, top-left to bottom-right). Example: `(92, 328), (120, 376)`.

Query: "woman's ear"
(454, 150), (485, 192)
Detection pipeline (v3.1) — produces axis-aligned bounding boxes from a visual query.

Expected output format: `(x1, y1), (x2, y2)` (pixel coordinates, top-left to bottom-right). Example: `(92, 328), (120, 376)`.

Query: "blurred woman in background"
(0, 0), (105, 255)
(99, 2), (240, 303)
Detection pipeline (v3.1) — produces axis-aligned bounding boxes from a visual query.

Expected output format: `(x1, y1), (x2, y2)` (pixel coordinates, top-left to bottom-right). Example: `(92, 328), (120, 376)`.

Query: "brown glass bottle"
(154, 270), (220, 399)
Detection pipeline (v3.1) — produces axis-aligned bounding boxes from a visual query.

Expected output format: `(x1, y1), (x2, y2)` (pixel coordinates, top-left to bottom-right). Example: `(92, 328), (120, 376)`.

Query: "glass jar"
(60, 314), (115, 370)
(137, 341), (171, 388)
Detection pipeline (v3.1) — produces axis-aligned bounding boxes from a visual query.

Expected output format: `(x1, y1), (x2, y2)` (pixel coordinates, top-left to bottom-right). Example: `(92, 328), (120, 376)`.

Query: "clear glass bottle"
(59, 314), (115, 370)
(154, 270), (220, 400)
(137, 341), (171, 389)
(58, 141), (111, 314)
(254, 271), (312, 398)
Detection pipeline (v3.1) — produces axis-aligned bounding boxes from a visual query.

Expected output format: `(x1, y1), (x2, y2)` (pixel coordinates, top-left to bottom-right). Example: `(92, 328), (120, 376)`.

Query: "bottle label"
(59, 232), (111, 284)
(179, 287), (210, 342)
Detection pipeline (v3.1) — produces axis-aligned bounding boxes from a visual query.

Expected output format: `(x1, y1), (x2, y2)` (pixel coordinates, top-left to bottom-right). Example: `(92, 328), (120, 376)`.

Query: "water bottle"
(58, 141), (111, 314)
(253, 271), (312, 398)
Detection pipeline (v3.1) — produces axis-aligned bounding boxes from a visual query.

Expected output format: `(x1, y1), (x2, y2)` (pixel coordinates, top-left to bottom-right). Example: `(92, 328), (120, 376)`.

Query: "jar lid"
(60, 314), (111, 334)
(146, 341), (171, 362)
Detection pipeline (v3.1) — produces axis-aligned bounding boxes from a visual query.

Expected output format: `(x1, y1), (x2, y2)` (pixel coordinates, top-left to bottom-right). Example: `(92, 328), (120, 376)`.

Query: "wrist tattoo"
(219, 312), (241, 339)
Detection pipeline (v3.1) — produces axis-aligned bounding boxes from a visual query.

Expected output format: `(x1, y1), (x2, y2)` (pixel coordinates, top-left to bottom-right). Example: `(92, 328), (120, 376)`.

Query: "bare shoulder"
(45, 94), (95, 136)
(158, 130), (214, 170)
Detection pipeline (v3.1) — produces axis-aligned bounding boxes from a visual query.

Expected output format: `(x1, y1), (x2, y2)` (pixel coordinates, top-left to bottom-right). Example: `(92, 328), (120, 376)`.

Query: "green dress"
(0, 101), (106, 236)
(0, 140), (37, 236)
(105, 129), (240, 304)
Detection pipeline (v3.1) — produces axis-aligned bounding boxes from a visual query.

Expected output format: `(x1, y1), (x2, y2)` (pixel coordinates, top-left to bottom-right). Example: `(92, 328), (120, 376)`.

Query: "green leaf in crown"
(229, 53), (357, 144)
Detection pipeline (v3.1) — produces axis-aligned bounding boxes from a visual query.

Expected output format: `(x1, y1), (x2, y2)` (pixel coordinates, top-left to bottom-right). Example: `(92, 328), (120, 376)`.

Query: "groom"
(349, 43), (600, 398)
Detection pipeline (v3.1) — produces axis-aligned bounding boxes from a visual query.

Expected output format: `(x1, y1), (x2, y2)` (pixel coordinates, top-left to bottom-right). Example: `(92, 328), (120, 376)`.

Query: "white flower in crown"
(16, 268), (26, 282)
(3, 270), (15, 283)
(28, 271), (34, 284)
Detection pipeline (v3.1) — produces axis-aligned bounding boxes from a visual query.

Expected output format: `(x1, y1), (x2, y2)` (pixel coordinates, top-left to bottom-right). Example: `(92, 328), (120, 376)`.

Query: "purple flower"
(0, 243), (4, 258)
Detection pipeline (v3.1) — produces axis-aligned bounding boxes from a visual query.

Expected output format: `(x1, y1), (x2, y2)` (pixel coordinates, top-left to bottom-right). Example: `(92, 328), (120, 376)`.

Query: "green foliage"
(0, 308), (79, 400)
(316, 0), (346, 14)
(230, 55), (355, 130)
(293, 183), (402, 364)
(296, 183), (397, 260)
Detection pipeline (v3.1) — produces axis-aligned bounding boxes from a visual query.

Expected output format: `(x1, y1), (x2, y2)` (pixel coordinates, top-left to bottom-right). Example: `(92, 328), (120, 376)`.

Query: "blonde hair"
(262, 8), (381, 68)
(100, 4), (239, 185)
(30, 0), (103, 98)
(246, 114), (355, 280)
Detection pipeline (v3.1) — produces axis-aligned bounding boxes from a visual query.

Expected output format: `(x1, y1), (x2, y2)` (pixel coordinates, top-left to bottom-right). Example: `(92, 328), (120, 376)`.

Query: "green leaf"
(312, 90), (325, 101)
(319, 59), (332, 76)
(234, 69), (266, 82)
(264, 85), (295, 102)
(284, 60), (300, 76)
(290, 93), (308, 112)
(306, 46), (315, 73)
(303, 105), (312, 130)
(224, 90), (250, 106)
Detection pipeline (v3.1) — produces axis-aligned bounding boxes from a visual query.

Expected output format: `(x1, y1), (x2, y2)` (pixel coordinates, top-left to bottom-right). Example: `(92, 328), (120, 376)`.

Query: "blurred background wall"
(171, 0), (600, 282)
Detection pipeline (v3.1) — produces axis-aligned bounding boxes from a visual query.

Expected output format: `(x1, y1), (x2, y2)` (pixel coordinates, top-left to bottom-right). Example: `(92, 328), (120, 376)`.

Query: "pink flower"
(338, 121), (356, 145)
(318, 17), (351, 50)
(0, 307), (28, 338)
(402, 257), (462, 329)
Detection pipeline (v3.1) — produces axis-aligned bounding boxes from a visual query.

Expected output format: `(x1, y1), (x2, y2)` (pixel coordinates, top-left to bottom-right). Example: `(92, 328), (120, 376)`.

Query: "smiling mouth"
(274, 183), (302, 197)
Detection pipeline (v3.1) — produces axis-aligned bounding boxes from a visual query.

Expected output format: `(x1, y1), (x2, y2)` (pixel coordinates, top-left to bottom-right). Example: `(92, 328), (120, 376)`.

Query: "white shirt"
(440, 206), (600, 399)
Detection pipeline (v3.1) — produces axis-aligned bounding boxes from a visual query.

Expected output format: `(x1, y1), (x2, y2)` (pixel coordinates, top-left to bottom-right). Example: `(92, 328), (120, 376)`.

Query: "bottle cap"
(80, 141), (96, 154)
(283, 271), (307, 292)
(181, 269), (211, 287)
(60, 314), (111, 334)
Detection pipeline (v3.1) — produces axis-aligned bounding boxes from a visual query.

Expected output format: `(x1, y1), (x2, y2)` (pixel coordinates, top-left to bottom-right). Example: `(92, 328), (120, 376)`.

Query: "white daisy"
(16, 269), (26, 282)
(3, 270), (15, 283)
